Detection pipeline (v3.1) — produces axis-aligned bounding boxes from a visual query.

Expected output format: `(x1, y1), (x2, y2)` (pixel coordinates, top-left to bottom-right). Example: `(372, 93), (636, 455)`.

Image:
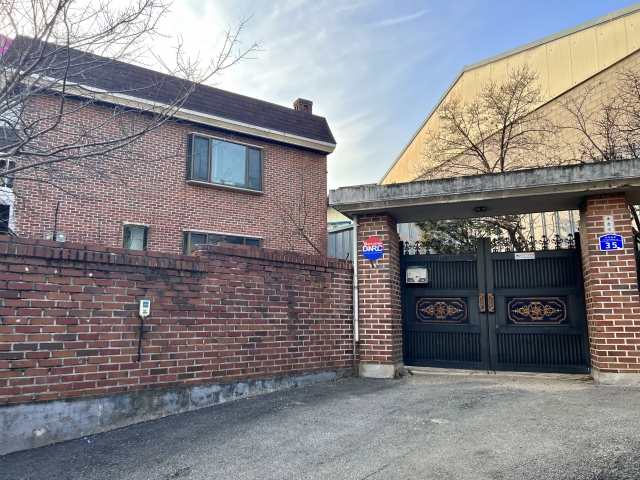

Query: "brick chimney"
(293, 98), (313, 114)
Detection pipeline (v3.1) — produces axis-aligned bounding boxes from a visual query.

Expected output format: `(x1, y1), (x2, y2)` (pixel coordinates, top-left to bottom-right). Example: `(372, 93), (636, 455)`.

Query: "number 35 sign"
(599, 234), (624, 251)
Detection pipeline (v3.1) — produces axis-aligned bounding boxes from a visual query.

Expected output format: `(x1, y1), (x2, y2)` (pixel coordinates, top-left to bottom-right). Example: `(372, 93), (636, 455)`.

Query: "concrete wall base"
(592, 370), (640, 386)
(0, 368), (353, 456)
(358, 362), (404, 379)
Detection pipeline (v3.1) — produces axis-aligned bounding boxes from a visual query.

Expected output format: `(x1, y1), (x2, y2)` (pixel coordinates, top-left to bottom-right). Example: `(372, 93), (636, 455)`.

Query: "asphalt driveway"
(1, 372), (639, 480)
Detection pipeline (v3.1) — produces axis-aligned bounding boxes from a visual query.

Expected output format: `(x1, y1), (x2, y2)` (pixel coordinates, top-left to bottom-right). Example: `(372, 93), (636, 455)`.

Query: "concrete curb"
(405, 367), (593, 382)
(0, 368), (354, 455)
(591, 370), (640, 386)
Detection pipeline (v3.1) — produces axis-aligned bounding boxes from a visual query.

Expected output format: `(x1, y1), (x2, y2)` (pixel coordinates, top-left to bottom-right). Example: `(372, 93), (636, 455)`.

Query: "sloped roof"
(381, 2), (640, 184)
(4, 36), (336, 147)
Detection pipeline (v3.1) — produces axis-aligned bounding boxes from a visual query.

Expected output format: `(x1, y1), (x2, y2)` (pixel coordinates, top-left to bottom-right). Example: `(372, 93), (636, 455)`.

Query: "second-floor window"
(187, 134), (262, 191)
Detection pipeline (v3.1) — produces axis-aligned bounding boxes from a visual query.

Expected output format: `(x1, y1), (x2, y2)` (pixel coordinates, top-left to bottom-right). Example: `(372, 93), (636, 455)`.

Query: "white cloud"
(335, 0), (381, 13)
(149, 0), (445, 189)
(87, 0), (637, 192)
(371, 10), (426, 27)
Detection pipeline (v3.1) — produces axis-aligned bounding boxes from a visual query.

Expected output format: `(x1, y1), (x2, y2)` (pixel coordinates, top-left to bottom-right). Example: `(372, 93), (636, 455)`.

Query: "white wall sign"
(514, 252), (535, 260)
(603, 215), (615, 233)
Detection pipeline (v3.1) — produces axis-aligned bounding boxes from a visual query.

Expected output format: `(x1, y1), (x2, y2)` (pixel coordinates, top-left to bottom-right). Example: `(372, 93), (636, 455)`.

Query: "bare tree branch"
(270, 171), (325, 256)
(417, 64), (559, 180)
(416, 64), (564, 250)
(0, 0), (261, 197)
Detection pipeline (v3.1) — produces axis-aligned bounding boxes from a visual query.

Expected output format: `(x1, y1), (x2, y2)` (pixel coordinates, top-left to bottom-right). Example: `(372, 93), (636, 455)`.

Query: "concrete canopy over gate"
(329, 159), (640, 385)
(330, 160), (640, 222)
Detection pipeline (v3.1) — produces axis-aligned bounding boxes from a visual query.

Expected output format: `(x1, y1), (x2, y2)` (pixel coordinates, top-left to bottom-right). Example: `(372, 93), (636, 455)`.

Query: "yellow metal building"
(381, 3), (640, 185)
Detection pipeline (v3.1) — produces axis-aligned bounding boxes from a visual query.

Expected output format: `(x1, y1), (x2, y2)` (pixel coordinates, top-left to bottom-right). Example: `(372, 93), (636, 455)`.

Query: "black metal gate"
(401, 238), (590, 374)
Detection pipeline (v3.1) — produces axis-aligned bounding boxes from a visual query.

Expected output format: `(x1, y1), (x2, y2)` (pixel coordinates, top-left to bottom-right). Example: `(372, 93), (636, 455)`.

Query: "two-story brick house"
(1, 36), (336, 256)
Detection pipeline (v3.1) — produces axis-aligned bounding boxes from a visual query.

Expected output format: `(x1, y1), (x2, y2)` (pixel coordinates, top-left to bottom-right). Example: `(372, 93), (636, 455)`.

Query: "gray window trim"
(185, 179), (264, 195)
(187, 132), (264, 151)
(181, 228), (263, 240)
(187, 133), (264, 192)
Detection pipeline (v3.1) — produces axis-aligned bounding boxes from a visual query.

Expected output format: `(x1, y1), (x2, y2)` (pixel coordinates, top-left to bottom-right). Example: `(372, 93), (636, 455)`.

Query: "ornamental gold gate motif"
(401, 238), (590, 374)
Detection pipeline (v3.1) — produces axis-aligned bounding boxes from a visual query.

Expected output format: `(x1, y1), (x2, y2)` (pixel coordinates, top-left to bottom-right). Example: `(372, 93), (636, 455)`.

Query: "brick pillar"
(579, 193), (640, 385)
(356, 213), (403, 378)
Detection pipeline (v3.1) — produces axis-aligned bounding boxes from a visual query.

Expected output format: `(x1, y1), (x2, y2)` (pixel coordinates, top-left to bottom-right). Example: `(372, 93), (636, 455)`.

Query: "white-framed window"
(186, 134), (262, 192)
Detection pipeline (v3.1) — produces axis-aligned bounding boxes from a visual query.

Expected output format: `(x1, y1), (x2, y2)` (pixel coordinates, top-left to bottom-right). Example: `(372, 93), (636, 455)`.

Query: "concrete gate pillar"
(356, 213), (403, 378)
(579, 193), (640, 385)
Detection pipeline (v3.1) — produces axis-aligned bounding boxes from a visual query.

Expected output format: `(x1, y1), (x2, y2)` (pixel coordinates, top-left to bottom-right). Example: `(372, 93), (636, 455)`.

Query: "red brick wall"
(0, 236), (353, 404)
(579, 193), (640, 376)
(12, 96), (328, 256)
(356, 214), (403, 375)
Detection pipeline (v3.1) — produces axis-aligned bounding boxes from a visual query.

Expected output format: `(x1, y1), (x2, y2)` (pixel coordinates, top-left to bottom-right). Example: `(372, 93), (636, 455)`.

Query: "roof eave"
(60, 84), (337, 154)
(379, 1), (640, 184)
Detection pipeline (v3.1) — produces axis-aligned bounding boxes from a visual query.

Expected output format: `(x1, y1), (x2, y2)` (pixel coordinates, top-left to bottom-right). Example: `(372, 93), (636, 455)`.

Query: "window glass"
(208, 234), (244, 246)
(192, 137), (209, 180)
(187, 135), (262, 191)
(0, 205), (9, 234)
(211, 140), (246, 187)
(0, 161), (15, 189)
(248, 149), (261, 190)
(182, 232), (189, 255)
(189, 233), (207, 253)
(184, 231), (261, 252)
(207, 234), (223, 246)
(123, 225), (148, 250)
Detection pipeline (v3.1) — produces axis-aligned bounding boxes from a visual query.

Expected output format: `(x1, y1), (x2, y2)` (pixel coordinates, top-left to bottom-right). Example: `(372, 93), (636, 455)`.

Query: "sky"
(151, 0), (639, 190)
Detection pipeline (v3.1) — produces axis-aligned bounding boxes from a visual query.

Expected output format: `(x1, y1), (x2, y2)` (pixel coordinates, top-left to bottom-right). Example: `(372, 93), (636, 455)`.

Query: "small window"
(123, 225), (148, 250)
(0, 205), (9, 234)
(183, 231), (261, 255)
(187, 135), (262, 191)
(0, 161), (15, 189)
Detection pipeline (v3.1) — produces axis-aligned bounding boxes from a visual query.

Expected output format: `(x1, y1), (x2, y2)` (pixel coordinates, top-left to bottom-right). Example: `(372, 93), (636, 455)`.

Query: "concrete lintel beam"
(329, 159), (640, 222)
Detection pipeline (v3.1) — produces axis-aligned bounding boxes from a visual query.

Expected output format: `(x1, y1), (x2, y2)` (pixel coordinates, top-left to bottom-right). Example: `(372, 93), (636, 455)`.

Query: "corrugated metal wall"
(382, 6), (640, 185)
(328, 226), (353, 260)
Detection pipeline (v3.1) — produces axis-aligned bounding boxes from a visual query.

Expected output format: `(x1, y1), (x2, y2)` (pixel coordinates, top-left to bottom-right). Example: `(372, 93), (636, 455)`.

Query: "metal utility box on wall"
(139, 299), (151, 317)
(406, 267), (428, 284)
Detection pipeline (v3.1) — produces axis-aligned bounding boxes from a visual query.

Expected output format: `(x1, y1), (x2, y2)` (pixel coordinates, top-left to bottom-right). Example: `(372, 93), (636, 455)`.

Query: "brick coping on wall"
(0, 235), (352, 272)
(195, 243), (352, 271)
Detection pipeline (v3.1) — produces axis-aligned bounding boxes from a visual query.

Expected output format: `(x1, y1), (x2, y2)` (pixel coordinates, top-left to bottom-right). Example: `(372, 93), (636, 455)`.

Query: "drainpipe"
(352, 214), (359, 343)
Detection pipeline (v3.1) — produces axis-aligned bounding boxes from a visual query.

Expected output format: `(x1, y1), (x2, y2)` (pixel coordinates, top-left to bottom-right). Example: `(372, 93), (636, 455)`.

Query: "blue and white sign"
(599, 234), (624, 251)
(362, 237), (384, 261)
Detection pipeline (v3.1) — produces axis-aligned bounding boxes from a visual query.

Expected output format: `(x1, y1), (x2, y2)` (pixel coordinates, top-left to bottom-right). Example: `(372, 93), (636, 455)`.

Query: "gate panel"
(487, 246), (590, 374)
(401, 237), (590, 374)
(402, 252), (489, 369)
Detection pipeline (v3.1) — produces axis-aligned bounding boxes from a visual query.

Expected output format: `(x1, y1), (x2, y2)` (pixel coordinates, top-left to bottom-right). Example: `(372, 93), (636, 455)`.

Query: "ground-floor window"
(123, 224), (148, 250)
(0, 204), (9, 235)
(182, 231), (261, 255)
